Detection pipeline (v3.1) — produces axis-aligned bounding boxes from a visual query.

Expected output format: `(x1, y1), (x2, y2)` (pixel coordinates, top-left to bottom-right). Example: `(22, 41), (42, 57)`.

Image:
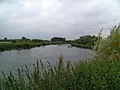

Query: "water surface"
(0, 44), (93, 74)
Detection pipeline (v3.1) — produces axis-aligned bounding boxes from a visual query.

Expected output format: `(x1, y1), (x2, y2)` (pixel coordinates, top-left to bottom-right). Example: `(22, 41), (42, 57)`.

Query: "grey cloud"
(0, 0), (120, 39)
(115, 0), (120, 4)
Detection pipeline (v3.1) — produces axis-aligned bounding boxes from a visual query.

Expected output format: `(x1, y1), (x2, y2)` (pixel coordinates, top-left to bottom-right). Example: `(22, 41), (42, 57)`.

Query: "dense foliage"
(51, 37), (66, 42)
(70, 35), (98, 49)
(75, 35), (98, 45)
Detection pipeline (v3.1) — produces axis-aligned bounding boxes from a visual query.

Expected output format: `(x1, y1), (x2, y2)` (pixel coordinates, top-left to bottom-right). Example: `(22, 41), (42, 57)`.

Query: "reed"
(94, 25), (120, 60)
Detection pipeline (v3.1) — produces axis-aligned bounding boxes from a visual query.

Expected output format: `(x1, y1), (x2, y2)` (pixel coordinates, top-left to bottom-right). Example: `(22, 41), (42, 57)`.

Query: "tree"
(75, 35), (98, 45)
(32, 39), (43, 42)
(4, 37), (7, 41)
(22, 36), (26, 40)
(21, 37), (31, 42)
(51, 37), (66, 42)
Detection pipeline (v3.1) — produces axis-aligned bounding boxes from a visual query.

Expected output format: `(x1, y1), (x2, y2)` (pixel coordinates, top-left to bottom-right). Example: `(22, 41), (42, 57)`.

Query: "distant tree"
(51, 37), (66, 42)
(22, 36), (26, 40)
(32, 39), (43, 42)
(21, 37), (31, 42)
(4, 37), (7, 41)
(75, 35), (98, 45)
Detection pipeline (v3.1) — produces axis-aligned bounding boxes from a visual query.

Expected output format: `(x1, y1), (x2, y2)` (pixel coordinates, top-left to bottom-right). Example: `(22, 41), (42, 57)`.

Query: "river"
(0, 44), (93, 74)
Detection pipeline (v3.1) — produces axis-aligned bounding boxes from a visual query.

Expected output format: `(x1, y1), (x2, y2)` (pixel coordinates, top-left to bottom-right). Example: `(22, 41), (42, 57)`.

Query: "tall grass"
(95, 25), (120, 60)
(0, 56), (120, 90)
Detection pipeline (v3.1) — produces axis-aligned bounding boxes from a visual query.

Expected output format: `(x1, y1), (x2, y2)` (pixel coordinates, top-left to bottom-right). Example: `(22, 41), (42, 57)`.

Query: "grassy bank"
(0, 41), (65, 52)
(0, 42), (92, 52)
(0, 42), (42, 51)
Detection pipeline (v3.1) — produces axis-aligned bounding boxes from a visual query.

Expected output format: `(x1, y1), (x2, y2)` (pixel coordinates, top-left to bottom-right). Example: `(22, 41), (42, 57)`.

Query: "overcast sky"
(0, 0), (120, 39)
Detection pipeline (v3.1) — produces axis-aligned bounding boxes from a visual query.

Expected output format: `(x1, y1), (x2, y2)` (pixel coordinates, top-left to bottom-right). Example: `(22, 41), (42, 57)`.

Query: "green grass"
(0, 41), (65, 51)
(0, 42), (42, 51)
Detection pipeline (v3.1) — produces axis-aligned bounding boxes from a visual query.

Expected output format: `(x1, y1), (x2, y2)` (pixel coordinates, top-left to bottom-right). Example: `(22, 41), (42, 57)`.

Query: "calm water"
(0, 44), (93, 74)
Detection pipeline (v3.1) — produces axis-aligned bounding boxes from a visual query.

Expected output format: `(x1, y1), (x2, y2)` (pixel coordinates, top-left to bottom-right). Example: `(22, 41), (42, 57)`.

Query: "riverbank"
(71, 43), (93, 49)
(0, 41), (92, 52)
(0, 41), (65, 52)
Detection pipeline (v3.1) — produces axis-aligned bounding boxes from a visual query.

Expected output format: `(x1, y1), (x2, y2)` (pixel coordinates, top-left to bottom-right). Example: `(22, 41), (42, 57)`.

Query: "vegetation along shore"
(0, 35), (98, 51)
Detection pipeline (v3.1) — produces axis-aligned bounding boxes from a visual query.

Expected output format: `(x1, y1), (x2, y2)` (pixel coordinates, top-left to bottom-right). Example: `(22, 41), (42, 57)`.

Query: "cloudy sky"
(0, 0), (120, 39)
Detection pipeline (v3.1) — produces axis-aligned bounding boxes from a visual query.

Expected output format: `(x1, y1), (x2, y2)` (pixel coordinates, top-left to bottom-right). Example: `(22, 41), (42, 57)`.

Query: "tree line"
(74, 35), (98, 45)
(0, 35), (98, 51)
(0, 35), (98, 45)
